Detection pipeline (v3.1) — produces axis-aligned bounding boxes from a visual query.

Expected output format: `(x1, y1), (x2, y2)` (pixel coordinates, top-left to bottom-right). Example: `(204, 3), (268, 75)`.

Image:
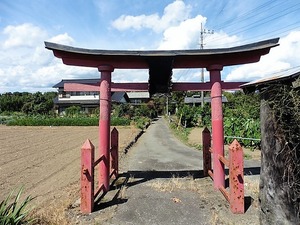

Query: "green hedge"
(111, 117), (131, 126)
(7, 116), (131, 126)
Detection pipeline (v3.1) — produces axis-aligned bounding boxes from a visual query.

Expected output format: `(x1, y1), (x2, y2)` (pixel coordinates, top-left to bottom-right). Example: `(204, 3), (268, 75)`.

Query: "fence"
(202, 127), (244, 214)
(80, 127), (119, 214)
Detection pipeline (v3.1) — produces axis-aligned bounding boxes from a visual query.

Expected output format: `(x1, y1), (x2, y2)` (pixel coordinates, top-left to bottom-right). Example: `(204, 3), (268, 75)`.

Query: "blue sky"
(1, 0), (300, 93)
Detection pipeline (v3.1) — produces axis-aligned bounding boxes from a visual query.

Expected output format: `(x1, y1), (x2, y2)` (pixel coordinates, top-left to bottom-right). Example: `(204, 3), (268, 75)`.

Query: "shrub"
(224, 117), (260, 148)
(132, 116), (151, 129)
(0, 188), (34, 225)
(0, 116), (9, 125)
(65, 106), (81, 117)
(176, 105), (202, 127)
(112, 104), (134, 118)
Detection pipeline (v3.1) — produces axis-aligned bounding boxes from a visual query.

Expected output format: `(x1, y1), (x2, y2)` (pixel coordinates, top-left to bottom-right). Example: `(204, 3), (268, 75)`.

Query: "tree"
(0, 92), (56, 115)
(223, 91), (260, 119)
(259, 82), (300, 224)
(65, 106), (81, 117)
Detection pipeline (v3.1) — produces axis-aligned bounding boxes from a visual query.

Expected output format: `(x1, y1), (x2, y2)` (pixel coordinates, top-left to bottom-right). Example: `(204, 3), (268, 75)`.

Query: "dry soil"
(0, 125), (139, 207)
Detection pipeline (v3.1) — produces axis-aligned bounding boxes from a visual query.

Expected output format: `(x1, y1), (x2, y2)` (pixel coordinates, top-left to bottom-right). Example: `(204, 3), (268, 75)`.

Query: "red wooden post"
(98, 65), (114, 193)
(202, 127), (211, 177)
(110, 127), (119, 179)
(229, 139), (244, 214)
(81, 139), (95, 214)
(208, 64), (225, 189)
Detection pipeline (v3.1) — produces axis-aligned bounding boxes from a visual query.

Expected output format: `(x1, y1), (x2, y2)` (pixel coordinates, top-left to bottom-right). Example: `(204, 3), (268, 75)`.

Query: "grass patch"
(31, 185), (79, 225)
(168, 121), (192, 146)
(243, 153), (252, 160)
(244, 177), (260, 199)
(147, 175), (202, 194)
(31, 198), (72, 225)
(192, 143), (202, 151)
(29, 182), (79, 225)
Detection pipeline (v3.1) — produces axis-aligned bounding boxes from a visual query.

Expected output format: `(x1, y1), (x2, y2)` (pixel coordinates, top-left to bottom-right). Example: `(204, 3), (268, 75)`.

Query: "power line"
(213, 0), (282, 30)
(209, 3), (300, 47)
(210, 20), (300, 48)
(209, 1), (229, 26)
(211, 3), (300, 47)
(228, 3), (300, 36)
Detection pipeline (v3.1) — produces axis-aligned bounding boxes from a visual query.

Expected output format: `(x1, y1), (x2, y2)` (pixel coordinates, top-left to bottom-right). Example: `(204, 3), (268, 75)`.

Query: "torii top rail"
(45, 38), (279, 198)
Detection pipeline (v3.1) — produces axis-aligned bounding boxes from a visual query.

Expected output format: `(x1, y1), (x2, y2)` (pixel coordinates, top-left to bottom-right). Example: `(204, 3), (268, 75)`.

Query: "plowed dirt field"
(0, 125), (139, 206)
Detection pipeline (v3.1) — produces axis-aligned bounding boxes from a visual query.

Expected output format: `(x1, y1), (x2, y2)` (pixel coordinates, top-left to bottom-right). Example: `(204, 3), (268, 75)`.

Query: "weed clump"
(0, 188), (34, 225)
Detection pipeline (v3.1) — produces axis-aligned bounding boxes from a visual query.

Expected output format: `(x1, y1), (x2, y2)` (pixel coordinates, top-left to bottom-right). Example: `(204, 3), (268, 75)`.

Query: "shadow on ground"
(94, 166), (260, 213)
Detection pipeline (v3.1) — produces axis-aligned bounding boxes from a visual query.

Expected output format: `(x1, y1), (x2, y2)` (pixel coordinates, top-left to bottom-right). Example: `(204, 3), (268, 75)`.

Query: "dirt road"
(0, 125), (139, 206)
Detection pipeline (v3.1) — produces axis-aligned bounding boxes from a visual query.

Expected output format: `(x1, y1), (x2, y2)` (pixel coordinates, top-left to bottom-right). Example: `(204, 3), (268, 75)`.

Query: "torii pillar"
(207, 64), (225, 189)
(98, 65), (114, 192)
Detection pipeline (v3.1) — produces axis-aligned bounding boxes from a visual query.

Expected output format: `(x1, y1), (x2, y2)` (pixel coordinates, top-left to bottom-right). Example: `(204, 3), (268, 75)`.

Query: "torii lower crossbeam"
(64, 82), (246, 92)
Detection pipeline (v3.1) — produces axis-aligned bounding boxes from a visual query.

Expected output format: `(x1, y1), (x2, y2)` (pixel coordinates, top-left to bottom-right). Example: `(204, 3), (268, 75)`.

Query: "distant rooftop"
(127, 92), (150, 99)
(184, 96), (228, 104)
(53, 78), (100, 88)
(241, 68), (300, 93)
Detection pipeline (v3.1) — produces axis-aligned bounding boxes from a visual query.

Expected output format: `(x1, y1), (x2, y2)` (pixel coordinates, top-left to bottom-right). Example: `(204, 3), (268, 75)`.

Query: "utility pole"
(200, 23), (214, 107)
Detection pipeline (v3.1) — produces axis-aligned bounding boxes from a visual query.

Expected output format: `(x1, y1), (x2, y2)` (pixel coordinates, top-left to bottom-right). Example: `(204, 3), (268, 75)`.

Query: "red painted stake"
(110, 127), (119, 179)
(229, 139), (244, 214)
(98, 65), (114, 193)
(81, 139), (95, 214)
(208, 65), (225, 189)
(202, 127), (211, 177)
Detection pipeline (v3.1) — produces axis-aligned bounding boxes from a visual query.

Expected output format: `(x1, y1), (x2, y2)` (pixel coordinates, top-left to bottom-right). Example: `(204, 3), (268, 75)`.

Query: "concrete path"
(126, 117), (203, 172)
(102, 117), (211, 225)
(89, 117), (260, 225)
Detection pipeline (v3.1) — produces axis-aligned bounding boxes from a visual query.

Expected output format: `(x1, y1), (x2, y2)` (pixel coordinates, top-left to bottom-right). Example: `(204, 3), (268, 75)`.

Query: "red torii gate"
(45, 38), (279, 194)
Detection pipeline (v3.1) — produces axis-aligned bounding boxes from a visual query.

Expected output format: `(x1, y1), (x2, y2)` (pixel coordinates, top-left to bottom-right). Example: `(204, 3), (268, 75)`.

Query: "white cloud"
(157, 16), (241, 50)
(29, 64), (96, 89)
(226, 31), (300, 82)
(2, 23), (47, 49)
(112, 14), (159, 31)
(112, 0), (191, 33)
(111, 0), (239, 51)
(112, 69), (149, 83)
(0, 23), (96, 93)
(158, 15), (206, 50)
(47, 33), (74, 45)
